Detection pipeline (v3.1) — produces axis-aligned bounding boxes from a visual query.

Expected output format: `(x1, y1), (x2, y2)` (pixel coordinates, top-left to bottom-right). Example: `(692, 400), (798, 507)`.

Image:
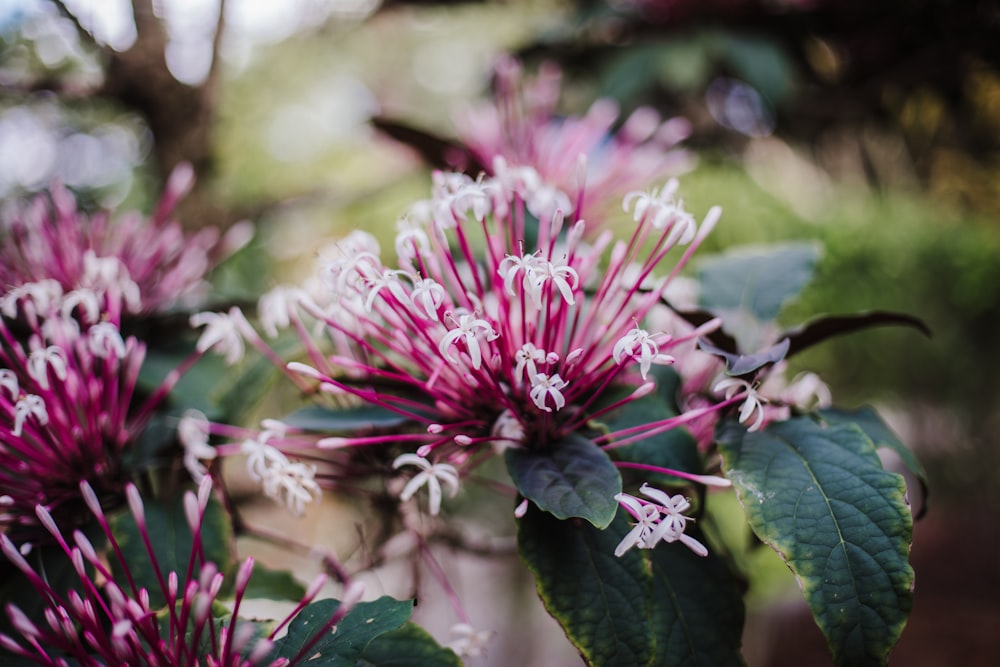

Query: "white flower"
(190, 308), (248, 365)
(410, 278), (445, 321)
(614, 485), (708, 558)
(13, 394), (47, 437)
(258, 286), (309, 338)
(393, 453), (460, 516)
(613, 328), (673, 379)
(447, 623), (495, 658)
(262, 460), (321, 516)
(0, 369), (18, 400)
(395, 218), (430, 261)
(61, 288), (101, 323)
(491, 409), (525, 452)
(613, 492), (663, 557)
(514, 343), (547, 384)
(784, 371), (832, 410)
(241, 431), (289, 483)
(529, 372), (568, 412)
(364, 269), (412, 312)
(438, 313), (498, 370)
(714, 377), (766, 432)
(26, 345), (67, 390)
(178, 410), (216, 483)
(535, 260), (579, 305)
(88, 322), (127, 359)
(623, 179), (697, 245)
(498, 252), (542, 298)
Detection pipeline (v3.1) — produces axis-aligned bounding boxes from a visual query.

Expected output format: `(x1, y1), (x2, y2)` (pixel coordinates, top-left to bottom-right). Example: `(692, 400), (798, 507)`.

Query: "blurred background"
(2, 0), (998, 664)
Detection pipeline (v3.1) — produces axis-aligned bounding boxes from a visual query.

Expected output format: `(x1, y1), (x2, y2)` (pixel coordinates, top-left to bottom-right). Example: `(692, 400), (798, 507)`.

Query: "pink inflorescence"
(453, 55), (694, 225)
(0, 163), (250, 315)
(194, 166), (727, 517)
(0, 477), (362, 667)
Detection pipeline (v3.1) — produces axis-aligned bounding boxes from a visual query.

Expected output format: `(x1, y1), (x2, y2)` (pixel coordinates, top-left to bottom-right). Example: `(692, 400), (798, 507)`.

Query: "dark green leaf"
(270, 597), (412, 666)
(718, 418), (914, 666)
(518, 507), (655, 665)
(783, 311), (932, 358)
(648, 530), (745, 667)
(356, 623), (461, 667)
(698, 338), (789, 376)
(243, 563), (308, 601)
(109, 492), (233, 608)
(283, 405), (414, 433)
(371, 117), (482, 173)
(818, 407), (928, 518)
(517, 506), (745, 667)
(505, 434), (621, 528)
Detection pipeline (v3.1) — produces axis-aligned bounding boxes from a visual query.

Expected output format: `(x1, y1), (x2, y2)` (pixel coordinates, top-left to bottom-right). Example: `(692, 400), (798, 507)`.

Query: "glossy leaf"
(818, 406), (928, 518)
(718, 418), (914, 666)
(269, 597), (412, 666)
(505, 434), (621, 528)
(109, 492), (233, 608)
(517, 506), (745, 666)
(356, 623), (462, 667)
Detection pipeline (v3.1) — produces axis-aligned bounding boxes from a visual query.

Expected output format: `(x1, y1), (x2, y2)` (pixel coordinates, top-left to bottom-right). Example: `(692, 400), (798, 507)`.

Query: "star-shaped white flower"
(714, 377), (766, 432)
(438, 313), (498, 370)
(393, 453), (459, 515)
(613, 492), (663, 557)
(26, 345), (67, 390)
(190, 308), (248, 365)
(613, 327), (672, 379)
(529, 372), (568, 412)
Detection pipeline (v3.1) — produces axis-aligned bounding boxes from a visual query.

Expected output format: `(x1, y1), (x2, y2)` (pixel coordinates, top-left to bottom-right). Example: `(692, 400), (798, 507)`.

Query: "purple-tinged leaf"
(698, 337), (790, 377)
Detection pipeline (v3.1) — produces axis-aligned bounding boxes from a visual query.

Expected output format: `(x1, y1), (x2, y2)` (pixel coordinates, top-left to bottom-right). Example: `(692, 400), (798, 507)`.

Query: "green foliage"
(505, 434), (621, 528)
(109, 492), (234, 608)
(243, 562), (308, 601)
(718, 418), (914, 666)
(698, 242), (821, 350)
(517, 506), (744, 667)
(356, 623), (462, 667)
(269, 597), (412, 666)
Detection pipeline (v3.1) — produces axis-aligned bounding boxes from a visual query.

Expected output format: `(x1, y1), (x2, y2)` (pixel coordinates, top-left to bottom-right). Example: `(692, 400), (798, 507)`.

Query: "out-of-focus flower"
(713, 377), (767, 432)
(0, 280), (204, 541)
(0, 477), (363, 666)
(453, 55), (693, 224)
(0, 162), (251, 315)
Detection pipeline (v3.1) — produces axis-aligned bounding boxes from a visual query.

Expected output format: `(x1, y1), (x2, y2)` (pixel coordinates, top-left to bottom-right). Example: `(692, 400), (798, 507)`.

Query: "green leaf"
(270, 597), (412, 666)
(698, 243), (821, 350)
(647, 533), (746, 667)
(243, 563), (308, 601)
(356, 623), (461, 667)
(283, 404), (414, 433)
(818, 406), (928, 518)
(517, 507), (745, 667)
(505, 434), (621, 528)
(718, 418), (914, 666)
(109, 492), (233, 608)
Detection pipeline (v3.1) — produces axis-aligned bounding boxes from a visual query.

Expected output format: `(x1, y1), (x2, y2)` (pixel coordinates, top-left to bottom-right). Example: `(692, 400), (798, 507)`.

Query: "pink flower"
(0, 477), (363, 666)
(453, 55), (694, 224)
(208, 170), (724, 516)
(0, 162), (251, 315)
(0, 281), (202, 541)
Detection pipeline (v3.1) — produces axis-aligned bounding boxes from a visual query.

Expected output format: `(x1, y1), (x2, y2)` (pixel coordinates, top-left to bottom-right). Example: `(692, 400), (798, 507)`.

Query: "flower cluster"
(0, 163), (251, 315)
(614, 483), (707, 557)
(0, 477), (363, 667)
(453, 56), (694, 224)
(0, 280), (150, 540)
(190, 167), (732, 556)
